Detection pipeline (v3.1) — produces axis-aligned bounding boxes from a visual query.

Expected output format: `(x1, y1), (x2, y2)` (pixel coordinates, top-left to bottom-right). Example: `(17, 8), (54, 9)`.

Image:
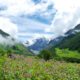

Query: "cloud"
(14, 16), (54, 42)
(0, 0), (53, 17)
(29, 0), (80, 37)
(50, 0), (80, 36)
(28, 0), (80, 37)
(0, 17), (18, 38)
(18, 32), (53, 45)
(0, 35), (17, 45)
(0, 0), (37, 16)
(28, 0), (56, 24)
(0, 0), (55, 43)
(0, 0), (56, 24)
(0, 0), (80, 43)
(0, 0), (54, 41)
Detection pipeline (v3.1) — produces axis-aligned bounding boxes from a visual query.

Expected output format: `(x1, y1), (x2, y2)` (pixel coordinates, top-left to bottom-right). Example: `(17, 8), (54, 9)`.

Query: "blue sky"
(0, 0), (80, 44)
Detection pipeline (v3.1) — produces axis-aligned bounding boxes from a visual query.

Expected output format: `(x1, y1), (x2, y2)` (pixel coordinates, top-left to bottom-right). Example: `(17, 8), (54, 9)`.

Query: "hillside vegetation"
(0, 43), (32, 56)
(56, 32), (80, 52)
(0, 29), (32, 56)
(0, 55), (80, 80)
(0, 25), (80, 80)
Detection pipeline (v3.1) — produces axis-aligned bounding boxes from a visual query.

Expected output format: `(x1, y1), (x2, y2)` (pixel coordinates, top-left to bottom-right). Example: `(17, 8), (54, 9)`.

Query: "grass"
(54, 48), (80, 63)
(55, 48), (80, 59)
(0, 54), (80, 80)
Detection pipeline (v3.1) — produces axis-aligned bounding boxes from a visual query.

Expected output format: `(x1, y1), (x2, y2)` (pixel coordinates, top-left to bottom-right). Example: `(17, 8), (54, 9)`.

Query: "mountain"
(74, 24), (80, 30)
(28, 24), (80, 51)
(0, 29), (32, 56)
(0, 29), (16, 45)
(65, 24), (80, 36)
(48, 24), (80, 48)
(0, 29), (10, 37)
(28, 24), (80, 53)
(10, 43), (33, 56)
(28, 38), (49, 51)
(49, 24), (80, 52)
(47, 36), (64, 48)
(57, 32), (80, 51)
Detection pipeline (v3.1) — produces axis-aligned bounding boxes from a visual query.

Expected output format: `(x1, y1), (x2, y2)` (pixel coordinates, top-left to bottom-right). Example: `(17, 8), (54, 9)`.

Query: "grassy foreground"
(0, 55), (80, 80)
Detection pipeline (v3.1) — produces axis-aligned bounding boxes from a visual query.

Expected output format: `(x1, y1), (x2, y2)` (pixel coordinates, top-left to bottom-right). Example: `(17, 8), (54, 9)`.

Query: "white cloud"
(20, 32), (53, 45)
(0, 17), (18, 38)
(0, 35), (17, 45)
(0, 0), (80, 43)
(0, 0), (54, 43)
(50, 0), (80, 36)
(0, 0), (55, 19)
(14, 16), (54, 43)
(28, 0), (80, 37)
(0, 0), (37, 16)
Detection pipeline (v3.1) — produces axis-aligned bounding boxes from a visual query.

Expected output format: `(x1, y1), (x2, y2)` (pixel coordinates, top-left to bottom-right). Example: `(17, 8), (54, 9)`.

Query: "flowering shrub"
(0, 55), (80, 80)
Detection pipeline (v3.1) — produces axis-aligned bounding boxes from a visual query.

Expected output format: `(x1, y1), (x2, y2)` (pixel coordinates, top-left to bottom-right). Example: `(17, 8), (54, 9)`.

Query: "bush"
(38, 50), (52, 61)
(0, 49), (6, 56)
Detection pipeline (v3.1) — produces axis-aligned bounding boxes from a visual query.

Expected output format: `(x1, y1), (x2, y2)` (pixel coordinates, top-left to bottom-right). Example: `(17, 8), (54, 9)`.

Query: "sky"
(0, 0), (80, 44)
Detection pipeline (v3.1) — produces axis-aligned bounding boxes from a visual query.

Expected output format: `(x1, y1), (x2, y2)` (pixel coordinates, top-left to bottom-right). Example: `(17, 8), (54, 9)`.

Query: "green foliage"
(12, 43), (32, 56)
(0, 56), (6, 79)
(55, 48), (80, 63)
(0, 43), (32, 57)
(49, 32), (80, 53)
(56, 32), (80, 52)
(0, 45), (7, 56)
(0, 55), (80, 80)
(0, 30), (80, 79)
(38, 50), (52, 61)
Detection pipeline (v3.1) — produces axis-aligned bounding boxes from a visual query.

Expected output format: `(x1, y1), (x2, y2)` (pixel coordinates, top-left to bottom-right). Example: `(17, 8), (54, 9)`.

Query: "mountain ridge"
(49, 24), (80, 52)
(0, 29), (10, 37)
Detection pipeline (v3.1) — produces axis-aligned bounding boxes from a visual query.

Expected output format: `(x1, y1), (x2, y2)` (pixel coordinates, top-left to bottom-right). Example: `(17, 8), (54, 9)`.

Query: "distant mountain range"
(28, 24), (80, 52)
(0, 23), (80, 55)
(28, 38), (49, 51)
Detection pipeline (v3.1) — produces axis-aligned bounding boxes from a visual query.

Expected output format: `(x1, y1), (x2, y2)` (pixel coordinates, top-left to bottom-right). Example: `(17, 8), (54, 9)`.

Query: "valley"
(0, 24), (80, 80)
